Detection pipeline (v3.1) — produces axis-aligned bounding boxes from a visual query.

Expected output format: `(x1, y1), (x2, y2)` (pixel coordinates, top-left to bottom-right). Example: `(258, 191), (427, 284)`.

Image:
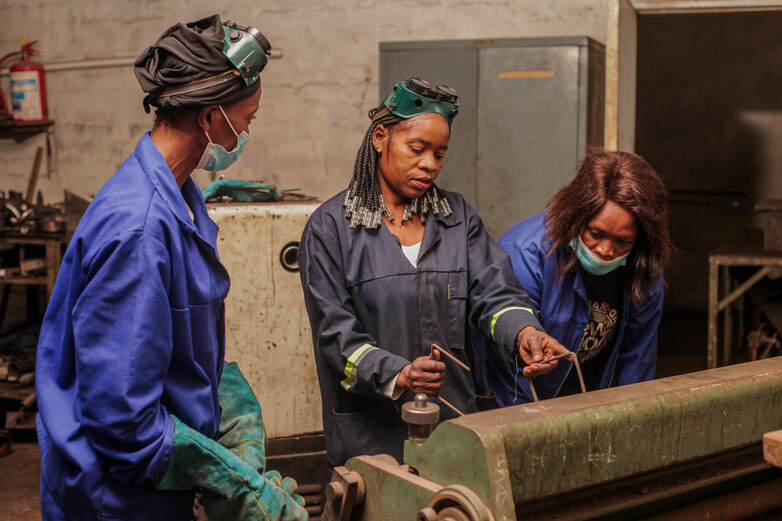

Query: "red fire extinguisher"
(0, 40), (48, 122)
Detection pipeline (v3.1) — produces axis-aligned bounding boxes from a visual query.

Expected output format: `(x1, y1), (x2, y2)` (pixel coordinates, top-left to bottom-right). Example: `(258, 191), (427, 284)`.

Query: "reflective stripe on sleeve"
(341, 344), (378, 391)
(490, 306), (534, 343)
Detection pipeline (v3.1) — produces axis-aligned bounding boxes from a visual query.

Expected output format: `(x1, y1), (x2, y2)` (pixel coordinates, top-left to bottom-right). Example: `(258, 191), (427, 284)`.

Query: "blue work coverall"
(299, 189), (542, 468)
(35, 133), (230, 520)
(474, 213), (663, 405)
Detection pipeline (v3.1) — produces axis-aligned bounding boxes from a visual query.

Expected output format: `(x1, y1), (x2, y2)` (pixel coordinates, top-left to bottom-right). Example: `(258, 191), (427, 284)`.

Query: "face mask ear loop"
(203, 130), (214, 144)
(218, 105), (240, 138)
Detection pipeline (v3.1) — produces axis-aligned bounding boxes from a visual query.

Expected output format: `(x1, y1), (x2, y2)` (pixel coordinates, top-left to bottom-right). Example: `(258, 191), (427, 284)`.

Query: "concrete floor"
(0, 434), (41, 521)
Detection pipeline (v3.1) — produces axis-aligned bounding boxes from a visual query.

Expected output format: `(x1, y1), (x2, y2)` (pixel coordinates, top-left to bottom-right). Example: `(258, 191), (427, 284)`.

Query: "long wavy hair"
(545, 148), (672, 307)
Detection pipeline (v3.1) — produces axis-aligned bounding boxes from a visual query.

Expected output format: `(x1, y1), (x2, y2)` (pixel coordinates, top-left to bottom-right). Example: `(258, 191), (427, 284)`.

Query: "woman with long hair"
(476, 149), (672, 405)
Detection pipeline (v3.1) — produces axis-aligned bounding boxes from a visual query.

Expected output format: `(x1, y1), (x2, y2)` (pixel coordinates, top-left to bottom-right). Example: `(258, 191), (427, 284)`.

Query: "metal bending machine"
(324, 358), (782, 521)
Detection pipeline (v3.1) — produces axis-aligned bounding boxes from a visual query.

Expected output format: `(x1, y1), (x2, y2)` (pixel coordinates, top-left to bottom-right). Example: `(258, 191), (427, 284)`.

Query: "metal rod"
(708, 260), (719, 369)
(295, 484), (323, 496)
(527, 351), (584, 401)
(638, 477), (782, 521)
(536, 352), (574, 365)
(437, 396), (464, 416)
(722, 266), (733, 366)
(526, 376), (539, 402)
(572, 356), (587, 395)
(26, 147), (43, 205)
(431, 344), (471, 371)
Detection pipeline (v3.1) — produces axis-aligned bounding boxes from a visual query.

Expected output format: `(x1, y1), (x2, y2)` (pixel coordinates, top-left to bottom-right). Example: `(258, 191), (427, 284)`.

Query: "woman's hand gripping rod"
(526, 351), (585, 402)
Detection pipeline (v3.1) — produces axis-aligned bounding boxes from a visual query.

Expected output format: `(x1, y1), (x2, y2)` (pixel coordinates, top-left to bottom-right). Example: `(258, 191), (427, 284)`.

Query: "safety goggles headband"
(383, 77), (460, 126)
(222, 20), (272, 85)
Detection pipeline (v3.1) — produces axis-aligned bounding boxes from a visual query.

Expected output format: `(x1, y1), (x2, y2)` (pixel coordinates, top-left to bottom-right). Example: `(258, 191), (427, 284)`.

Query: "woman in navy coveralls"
(299, 78), (571, 468)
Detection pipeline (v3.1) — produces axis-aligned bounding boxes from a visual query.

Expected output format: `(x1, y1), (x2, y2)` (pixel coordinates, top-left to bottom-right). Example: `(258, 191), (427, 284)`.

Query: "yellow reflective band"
(341, 344), (377, 391)
(490, 306), (534, 342)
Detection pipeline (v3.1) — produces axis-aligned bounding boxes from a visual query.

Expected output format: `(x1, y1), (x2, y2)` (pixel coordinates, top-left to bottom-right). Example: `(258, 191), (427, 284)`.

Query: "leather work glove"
(202, 179), (283, 203)
(215, 362), (267, 473)
(200, 470), (306, 520)
(260, 470), (305, 507)
(155, 416), (307, 521)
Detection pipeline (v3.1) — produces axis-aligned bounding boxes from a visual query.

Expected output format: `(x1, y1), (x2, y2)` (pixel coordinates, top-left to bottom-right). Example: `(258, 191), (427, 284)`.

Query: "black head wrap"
(134, 14), (262, 114)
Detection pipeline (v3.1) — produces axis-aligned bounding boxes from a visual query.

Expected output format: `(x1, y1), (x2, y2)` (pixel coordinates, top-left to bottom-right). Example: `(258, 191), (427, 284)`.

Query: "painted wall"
(1, 0), (607, 206)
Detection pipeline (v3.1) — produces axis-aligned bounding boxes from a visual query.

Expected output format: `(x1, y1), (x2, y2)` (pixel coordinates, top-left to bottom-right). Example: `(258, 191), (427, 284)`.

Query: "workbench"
(708, 228), (782, 368)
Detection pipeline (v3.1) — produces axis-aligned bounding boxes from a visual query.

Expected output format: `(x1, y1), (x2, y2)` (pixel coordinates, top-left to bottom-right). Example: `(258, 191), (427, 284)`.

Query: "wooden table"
(708, 228), (782, 368)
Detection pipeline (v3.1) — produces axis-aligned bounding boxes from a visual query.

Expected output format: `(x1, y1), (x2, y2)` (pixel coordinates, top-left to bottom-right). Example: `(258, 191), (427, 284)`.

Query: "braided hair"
(343, 104), (453, 228)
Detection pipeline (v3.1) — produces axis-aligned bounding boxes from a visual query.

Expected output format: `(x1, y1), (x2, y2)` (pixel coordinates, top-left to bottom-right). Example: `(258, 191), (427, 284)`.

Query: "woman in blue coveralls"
(35, 15), (306, 521)
(475, 149), (672, 405)
(299, 77), (571, 469)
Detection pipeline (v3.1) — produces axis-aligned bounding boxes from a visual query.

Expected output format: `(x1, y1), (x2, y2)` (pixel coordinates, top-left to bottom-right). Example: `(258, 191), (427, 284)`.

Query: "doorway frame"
(605, 0), (782, 151)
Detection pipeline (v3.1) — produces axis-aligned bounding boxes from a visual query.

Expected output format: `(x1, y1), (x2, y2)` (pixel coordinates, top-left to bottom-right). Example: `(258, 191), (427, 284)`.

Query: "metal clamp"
(526, 351), (585, 402)
(322, 466), (366, 521)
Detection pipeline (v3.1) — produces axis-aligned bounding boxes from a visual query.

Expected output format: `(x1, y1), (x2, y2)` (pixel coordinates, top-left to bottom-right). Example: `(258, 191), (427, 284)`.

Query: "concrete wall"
(1, 0), (607, 206)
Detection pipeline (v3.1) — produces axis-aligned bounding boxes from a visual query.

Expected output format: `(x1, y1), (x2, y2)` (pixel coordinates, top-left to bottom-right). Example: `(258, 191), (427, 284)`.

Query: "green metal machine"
(323, 358), (782, 521)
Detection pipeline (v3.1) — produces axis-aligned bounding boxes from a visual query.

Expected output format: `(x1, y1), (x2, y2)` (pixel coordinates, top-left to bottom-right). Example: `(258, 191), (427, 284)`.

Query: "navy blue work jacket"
(474, 213), (663, 405)
(299, 189), (542, 468)
(35, 133), (230, 520)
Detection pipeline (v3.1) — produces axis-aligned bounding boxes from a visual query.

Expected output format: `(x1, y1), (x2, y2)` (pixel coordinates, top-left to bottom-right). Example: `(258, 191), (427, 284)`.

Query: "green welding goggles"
(222, 20), (272, 85)
(384, 77), (460, 126)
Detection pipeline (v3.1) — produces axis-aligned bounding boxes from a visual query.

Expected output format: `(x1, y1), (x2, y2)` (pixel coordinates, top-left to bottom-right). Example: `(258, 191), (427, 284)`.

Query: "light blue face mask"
(569, 235), (630, 276)
(196, 105), (248, 171)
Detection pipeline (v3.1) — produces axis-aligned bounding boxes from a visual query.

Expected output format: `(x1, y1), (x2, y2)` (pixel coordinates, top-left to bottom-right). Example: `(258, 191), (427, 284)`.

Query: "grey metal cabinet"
(380, 37), (605, 239)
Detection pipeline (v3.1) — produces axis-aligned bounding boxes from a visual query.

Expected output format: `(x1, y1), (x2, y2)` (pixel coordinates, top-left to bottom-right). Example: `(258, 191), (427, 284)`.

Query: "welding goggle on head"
(222, 20), (272, 85)
(384, 77), (460, 127)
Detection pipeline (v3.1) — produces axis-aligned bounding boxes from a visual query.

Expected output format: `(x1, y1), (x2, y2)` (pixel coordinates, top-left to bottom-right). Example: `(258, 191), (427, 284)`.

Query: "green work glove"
(261, 470), (304, 506)
(156, 416), (307, 521)
(202, 179), (283, 202)
(215, 362), (267, 473)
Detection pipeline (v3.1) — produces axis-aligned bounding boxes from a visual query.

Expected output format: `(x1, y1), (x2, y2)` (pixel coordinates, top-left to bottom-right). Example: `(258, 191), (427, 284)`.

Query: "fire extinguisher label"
(11, 71), (43, 121)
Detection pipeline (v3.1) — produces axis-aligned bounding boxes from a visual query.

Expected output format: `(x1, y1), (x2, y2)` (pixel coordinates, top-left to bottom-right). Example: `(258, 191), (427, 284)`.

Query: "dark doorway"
(635, 10), (782, 375)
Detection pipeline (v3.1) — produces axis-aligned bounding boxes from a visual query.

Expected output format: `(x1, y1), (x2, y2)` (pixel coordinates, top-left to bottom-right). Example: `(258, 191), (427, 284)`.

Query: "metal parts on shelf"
(5, 390), (36, 429)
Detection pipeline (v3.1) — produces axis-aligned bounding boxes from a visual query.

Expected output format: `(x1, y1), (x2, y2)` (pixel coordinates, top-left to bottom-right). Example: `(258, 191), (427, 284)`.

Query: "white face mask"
(196, 105), (249, 171)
